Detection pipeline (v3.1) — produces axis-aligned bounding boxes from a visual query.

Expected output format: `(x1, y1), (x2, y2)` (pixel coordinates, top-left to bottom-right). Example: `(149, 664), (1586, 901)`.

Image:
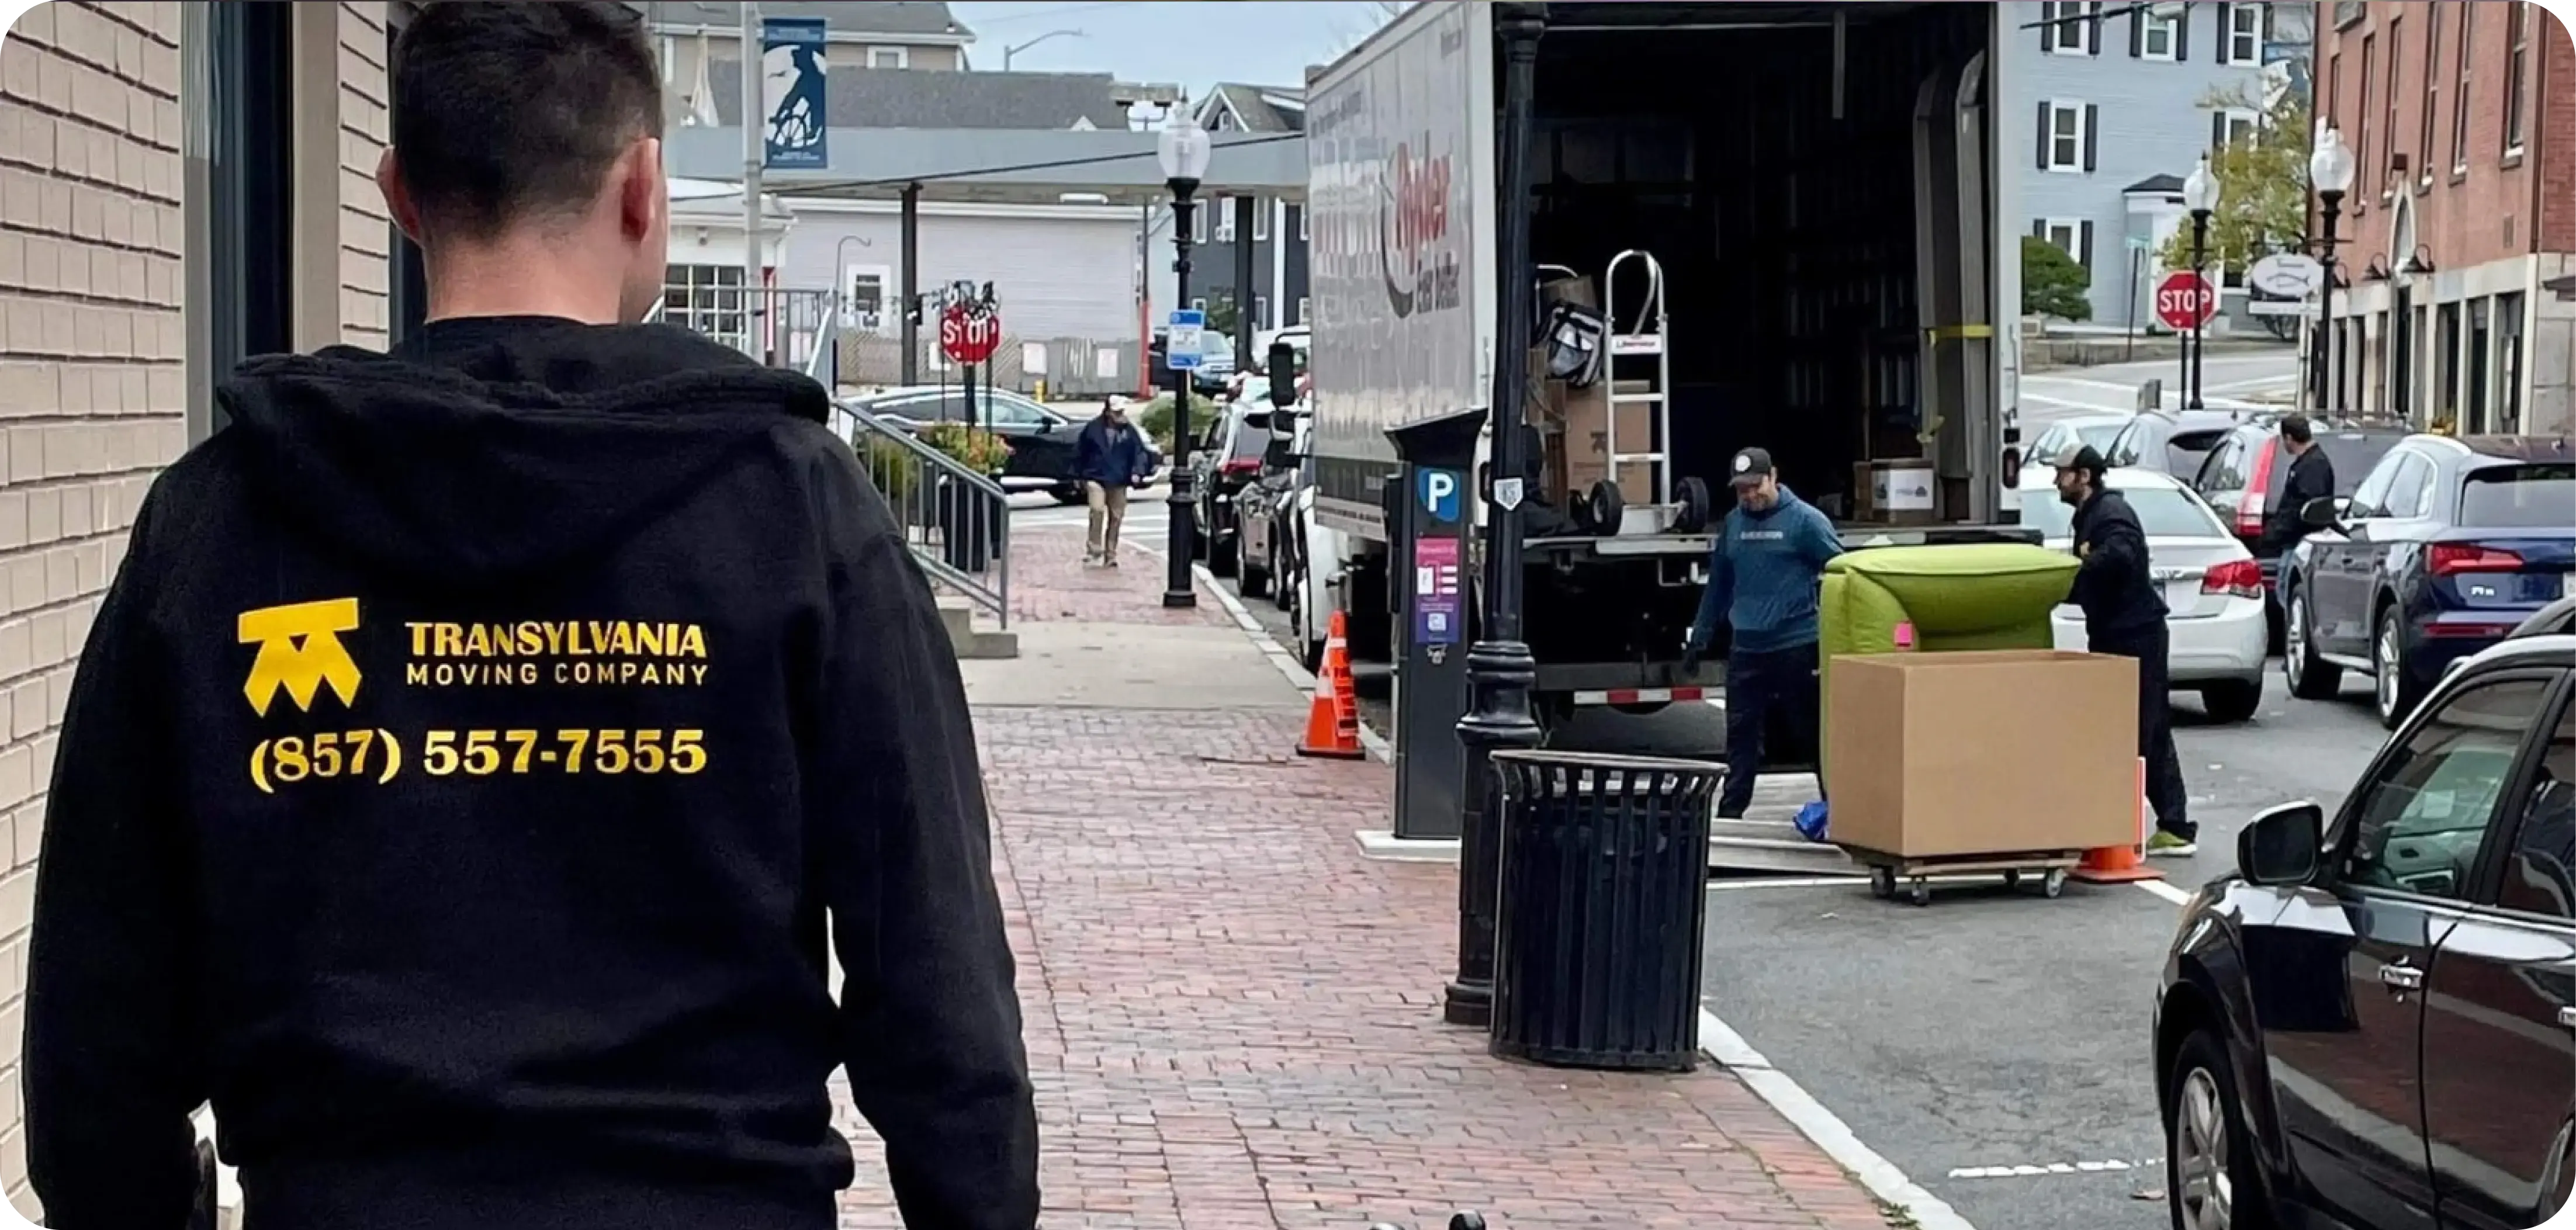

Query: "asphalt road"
(2022, 347), (2303, 419)
(1204, 560), (2388, 1230)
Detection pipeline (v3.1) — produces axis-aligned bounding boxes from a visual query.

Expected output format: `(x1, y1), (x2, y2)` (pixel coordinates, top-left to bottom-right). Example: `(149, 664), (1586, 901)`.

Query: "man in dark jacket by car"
(2054, 444), (2194, 855)
(2259, 414), (2336, 559)
(1075, 399), (1152, 567)
(23, 6), (1038, 1230)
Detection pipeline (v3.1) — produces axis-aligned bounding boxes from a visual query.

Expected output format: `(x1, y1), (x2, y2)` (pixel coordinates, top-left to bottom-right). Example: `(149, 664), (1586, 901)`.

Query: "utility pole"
(740, 1), (765, 359)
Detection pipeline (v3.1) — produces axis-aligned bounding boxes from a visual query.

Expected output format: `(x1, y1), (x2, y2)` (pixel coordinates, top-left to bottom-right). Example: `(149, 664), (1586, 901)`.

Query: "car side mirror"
(2298, 496), (2342, 529)
(2238, 801), (2325, 886)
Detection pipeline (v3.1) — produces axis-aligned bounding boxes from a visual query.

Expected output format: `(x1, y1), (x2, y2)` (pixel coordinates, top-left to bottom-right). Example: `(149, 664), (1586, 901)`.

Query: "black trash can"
(936, 476), (993, 573)
(1488, 749), (1725, 1072)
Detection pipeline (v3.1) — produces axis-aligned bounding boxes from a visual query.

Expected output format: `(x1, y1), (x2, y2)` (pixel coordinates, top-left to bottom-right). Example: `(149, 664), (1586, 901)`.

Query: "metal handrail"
(835, 397), (1014, 629)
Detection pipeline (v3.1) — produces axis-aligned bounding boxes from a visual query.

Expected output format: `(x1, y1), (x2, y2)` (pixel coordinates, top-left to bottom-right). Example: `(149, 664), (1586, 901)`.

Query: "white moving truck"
(1280, 0), (2029, 734)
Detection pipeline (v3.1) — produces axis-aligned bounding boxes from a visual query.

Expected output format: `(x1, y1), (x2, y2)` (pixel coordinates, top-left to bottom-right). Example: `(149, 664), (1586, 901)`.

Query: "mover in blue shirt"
(1682, 448), (1844, 817)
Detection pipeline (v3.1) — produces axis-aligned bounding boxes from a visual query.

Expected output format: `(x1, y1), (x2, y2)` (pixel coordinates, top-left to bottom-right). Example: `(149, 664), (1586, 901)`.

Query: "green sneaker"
(2146, 830), (2198, 858)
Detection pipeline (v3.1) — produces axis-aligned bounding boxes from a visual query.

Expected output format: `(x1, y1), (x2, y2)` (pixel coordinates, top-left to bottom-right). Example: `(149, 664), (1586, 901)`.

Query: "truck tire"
(1673, 476), (1712, 533)
(1585, 479), (1625, 536)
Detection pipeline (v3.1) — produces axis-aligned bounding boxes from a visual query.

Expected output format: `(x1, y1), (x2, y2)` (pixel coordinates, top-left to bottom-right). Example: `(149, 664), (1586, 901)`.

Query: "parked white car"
(2015, 466), (2270, 723)
(2016, 411), (2132, 487)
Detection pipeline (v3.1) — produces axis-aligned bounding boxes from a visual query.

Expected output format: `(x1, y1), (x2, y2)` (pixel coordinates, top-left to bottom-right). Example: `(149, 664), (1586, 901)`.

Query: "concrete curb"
(1194, 562), (1393, 765)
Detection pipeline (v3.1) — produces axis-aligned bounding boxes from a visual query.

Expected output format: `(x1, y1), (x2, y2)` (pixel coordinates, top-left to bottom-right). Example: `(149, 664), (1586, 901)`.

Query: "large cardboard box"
(1823, 650), (2139, 859)
(1561, 381), (1656, 505)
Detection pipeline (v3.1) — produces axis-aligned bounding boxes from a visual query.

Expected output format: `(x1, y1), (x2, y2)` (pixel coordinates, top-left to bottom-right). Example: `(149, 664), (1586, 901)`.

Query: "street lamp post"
(1157, 110), (1213, 611)
(2182, 155), (2220, 411)
(1443, 6), (1548, 1031)
(2308, 126), (2356, 416)
(1001, 29), (1083, 70)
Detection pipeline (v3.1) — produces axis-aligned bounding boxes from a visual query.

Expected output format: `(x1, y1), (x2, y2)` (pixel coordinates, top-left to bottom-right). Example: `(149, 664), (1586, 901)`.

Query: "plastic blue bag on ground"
(1793, 799), (1830, 843)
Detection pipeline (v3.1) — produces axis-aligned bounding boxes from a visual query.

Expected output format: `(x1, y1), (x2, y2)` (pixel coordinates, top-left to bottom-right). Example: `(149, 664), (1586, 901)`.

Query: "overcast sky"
(947, 1), (1398, 97)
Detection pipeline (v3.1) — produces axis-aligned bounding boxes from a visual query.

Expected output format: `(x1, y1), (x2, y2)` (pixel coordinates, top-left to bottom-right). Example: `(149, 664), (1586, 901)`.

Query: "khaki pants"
(1085, 481), (1129, 559)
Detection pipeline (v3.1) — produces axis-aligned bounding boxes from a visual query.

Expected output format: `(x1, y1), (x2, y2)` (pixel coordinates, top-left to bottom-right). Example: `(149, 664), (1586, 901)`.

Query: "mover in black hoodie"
(20, 5), (1037, 1229)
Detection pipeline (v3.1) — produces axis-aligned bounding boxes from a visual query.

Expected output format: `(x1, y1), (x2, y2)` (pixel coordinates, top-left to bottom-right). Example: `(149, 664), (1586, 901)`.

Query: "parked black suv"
(2190, 419), (2410, 648)
(1189, 400), (1271, 577)
(2153, 633), (2575, 1230)
(853, 386), (1158, 505)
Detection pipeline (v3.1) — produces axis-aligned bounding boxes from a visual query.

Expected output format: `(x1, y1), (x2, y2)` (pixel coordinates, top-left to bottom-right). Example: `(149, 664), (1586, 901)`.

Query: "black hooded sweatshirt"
(21, 318), (1038, 1230)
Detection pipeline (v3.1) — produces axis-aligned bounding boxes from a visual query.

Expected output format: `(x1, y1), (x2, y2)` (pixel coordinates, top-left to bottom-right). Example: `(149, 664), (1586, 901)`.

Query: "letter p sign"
(1419, 467), (1462, 524)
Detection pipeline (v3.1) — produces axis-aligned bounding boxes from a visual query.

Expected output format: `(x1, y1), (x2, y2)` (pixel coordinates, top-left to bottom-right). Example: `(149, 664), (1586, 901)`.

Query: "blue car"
(2281, 433), (2576, 728)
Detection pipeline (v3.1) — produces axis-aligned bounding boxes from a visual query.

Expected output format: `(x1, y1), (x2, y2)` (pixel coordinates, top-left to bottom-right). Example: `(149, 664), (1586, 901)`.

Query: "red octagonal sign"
(2154, 271), (2217, 331)
(939, 302), (1002, 365)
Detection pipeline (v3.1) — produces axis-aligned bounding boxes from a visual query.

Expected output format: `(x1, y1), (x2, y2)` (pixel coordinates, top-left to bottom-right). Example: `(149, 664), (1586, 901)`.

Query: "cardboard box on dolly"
(1822, 650), (2139, 860)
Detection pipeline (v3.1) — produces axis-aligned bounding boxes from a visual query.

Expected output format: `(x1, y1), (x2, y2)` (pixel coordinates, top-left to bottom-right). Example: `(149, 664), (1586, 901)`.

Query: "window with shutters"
(2505, 2), (2530, 157)
(2039, 1), (2100, 55)
(2227, 3), (2265, 64)
(2217, 107), (2259, 152)
(2041, 219), (2091, 270)
(2450, 2), (2473, 175)
(2042, 101), (2092, 172)
(2139, 8), (2179, 60)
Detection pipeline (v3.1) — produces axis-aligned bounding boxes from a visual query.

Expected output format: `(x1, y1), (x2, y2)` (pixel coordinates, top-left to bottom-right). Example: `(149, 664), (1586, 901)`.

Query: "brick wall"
(0, 1), (188, 1219)
(0, 1), (396, 1220)
(2537, 11), (2574, 254)
(2315, 1), (2571, 268)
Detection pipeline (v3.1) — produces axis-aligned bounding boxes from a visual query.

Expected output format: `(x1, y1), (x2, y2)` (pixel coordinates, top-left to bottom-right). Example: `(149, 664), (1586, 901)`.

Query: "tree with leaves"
(2021, 237), (2093, 322)
(2157, 85), (2312, 281)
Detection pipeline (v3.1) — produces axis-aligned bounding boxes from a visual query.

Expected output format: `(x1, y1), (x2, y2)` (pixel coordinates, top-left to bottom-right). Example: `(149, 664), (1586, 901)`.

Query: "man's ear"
(619, 138), (666, 243)
(378, 148), (425, 244)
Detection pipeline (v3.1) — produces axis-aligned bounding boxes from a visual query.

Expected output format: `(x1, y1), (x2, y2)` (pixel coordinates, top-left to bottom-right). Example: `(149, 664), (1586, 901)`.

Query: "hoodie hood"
(217, 317), (832, 585)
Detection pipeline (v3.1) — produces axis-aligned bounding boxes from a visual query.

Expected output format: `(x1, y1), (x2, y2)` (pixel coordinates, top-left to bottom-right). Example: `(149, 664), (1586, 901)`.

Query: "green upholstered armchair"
(1816, 543), (2079, 777)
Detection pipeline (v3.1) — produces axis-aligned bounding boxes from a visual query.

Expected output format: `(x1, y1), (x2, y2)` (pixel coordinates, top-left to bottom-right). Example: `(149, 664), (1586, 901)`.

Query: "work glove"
(1680, 645), (1703, 675)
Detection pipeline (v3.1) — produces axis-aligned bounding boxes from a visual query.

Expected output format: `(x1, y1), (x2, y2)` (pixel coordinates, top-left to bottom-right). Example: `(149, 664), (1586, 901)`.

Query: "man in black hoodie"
(22, 5), (1038, 1229)
(2051, 444), (2194, 856)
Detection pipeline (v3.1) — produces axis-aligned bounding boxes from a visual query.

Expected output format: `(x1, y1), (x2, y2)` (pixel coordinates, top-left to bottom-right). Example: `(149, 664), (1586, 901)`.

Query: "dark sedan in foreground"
(2154, 633), (2574, 1230)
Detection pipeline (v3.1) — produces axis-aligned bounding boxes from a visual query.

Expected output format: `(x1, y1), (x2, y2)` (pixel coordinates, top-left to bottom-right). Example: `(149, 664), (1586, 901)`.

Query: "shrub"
(917, 421), (1009, 475)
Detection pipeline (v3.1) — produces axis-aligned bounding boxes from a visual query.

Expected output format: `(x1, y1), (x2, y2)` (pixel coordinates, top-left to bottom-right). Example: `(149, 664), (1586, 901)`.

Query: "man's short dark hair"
(391, 2), (663, 241)
(2280, 414), (2314, 445)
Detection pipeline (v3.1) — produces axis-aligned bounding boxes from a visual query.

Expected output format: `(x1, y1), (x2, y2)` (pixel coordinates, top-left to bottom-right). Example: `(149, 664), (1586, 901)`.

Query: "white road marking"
(1948, 1158), (2159, 1180)
(1699, 1008), (1981, 1230)
(2133, 878), (2194, 905)
(1706, 875), (1870, 891)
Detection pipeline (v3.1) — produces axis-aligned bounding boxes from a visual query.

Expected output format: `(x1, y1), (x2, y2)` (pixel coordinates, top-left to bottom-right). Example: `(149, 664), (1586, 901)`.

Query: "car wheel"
(1051, 486), (1085, 507)
(2281, 590), (2342, 701)
(2200, 679), (2262, 724)
(1237, 533), (1269, 598)
(2373, 606), (2423, 730)
(2165, 1029), (2277, 1230)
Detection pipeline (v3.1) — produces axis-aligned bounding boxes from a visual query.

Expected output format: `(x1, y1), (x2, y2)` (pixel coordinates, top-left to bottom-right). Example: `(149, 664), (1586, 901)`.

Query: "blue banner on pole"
(761, 17), (827, 170)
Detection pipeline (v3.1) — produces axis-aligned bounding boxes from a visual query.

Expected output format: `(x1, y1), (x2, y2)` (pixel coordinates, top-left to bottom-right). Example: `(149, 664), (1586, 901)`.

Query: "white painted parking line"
(1947, 1158), (2158, 1180)
(1698, 1008), (1980, 1230)
(1706, 876), (1870, 891)
(2132, 878), (2194, 906)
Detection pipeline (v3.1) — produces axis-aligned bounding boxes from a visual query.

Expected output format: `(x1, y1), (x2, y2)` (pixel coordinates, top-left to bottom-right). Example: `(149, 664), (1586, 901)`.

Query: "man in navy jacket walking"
(1074, 399), (1152, 567)
(1682, 449), (1845, 817)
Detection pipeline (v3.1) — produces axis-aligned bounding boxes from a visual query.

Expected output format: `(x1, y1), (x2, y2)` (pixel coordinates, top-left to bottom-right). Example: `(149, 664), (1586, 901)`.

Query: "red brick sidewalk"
(1003, 519), (1230, 628)
(842, 528), (1891, 1229)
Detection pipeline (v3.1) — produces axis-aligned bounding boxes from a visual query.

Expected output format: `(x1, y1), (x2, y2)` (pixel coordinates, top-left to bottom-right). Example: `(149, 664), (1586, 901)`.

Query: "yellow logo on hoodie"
(240, 598), (363, 716)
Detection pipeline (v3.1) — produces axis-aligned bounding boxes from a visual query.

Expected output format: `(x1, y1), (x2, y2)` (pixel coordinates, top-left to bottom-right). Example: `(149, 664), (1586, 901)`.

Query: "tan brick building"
(0, 1), (418, 1221)
(2313, 0), (2575, 434)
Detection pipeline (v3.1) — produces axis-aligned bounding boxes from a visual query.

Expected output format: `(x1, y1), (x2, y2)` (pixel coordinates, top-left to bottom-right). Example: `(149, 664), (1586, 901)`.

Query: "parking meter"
(1383, 407), (1487, 841)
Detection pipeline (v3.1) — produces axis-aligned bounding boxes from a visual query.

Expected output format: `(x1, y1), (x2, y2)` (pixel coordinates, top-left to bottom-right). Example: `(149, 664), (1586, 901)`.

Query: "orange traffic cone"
(1297, 610), (1367, 760)
(2071, 757), (2166, 884)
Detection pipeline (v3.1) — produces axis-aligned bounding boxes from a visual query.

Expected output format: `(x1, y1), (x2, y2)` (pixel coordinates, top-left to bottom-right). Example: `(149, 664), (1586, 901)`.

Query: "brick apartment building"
(0, 1), (421, 1219)
(2312, 0), (2574, 434)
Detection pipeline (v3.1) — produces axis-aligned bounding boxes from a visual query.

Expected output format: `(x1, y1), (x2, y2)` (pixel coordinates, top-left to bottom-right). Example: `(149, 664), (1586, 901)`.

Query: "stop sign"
(2154, 271), (2218, 331)
(939, 302), (1002, 365)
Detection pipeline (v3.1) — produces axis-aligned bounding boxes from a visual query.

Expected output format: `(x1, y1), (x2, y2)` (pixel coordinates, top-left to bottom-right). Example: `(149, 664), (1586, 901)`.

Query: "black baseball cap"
(1728, 447), (1775, 488)
(2050, 442), (2110, 477)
